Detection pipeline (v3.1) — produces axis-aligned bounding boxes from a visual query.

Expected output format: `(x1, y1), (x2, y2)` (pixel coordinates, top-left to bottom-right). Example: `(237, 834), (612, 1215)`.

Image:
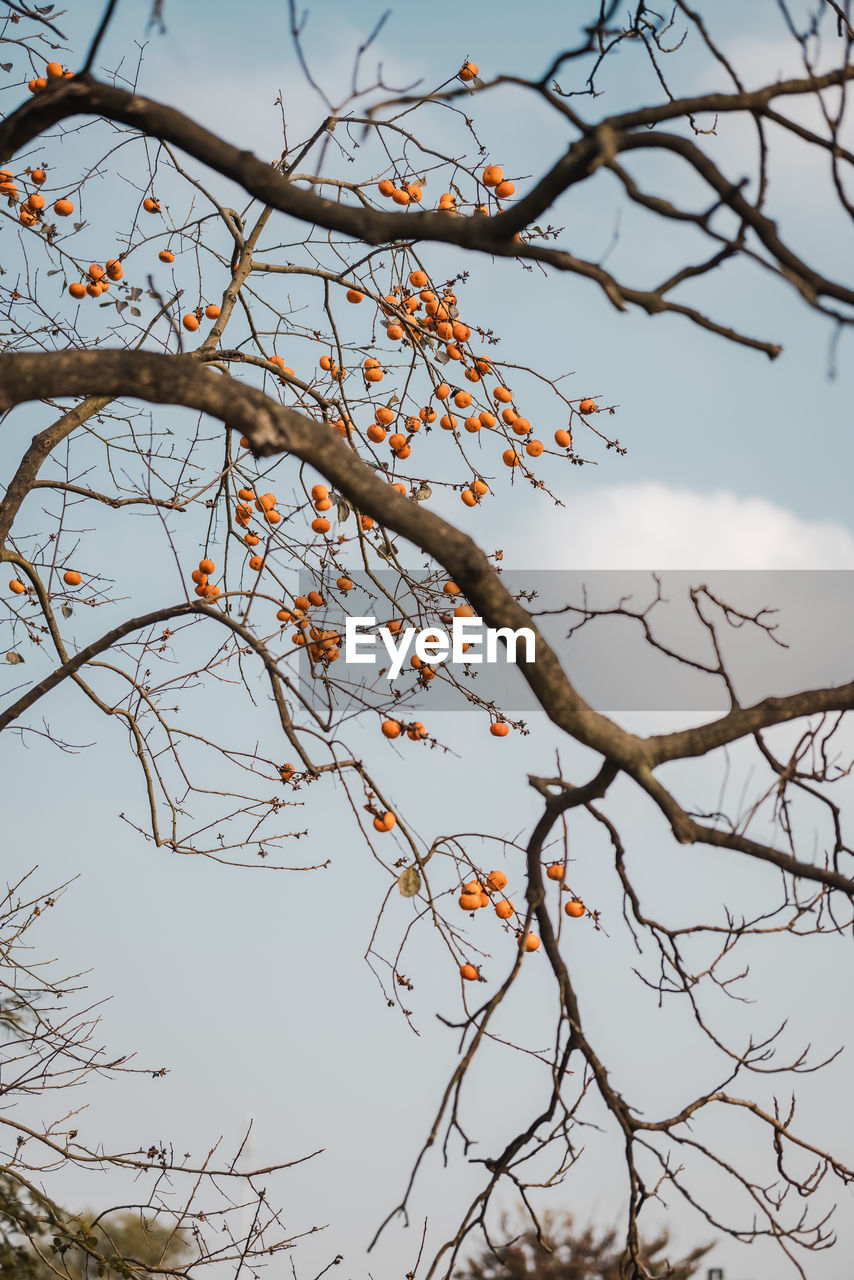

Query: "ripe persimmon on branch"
(2, 2), (854, 1278)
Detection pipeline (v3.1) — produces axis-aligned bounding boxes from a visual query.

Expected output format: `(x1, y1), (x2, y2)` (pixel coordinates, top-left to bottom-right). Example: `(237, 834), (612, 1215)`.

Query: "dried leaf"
(130, 306), (141, 317)
(61, 604), (73, 618)
(0, 63), (13, 73)
(336, 500), (351, 523)
(398, 866), (421, 897)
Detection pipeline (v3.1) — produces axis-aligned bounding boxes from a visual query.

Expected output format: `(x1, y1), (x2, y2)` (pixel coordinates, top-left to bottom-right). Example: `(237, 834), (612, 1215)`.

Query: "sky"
(2, 2), (854, 1279)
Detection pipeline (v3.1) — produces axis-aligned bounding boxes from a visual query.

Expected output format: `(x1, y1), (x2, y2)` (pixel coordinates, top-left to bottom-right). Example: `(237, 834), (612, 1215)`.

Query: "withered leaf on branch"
(398, 867), (421, 897)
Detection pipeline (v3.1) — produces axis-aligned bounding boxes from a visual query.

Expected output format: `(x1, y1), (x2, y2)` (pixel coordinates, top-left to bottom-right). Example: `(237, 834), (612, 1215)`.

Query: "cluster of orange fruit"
(459, 868), (512, 913)
(309, 483), (331, 535)
(459, 865), (586, 979)
(1, 163), (77, 223)
(235, 486), (281, 540)
(481, 164), (515, 200)
(327, 265), (588, 493)
(376, 177), (423, 206)
(226, 261), (590, 507)
(190, 557), (220, 602)
(67, 259), (123, 299)
(27, 61), (74, 93)
(276, 589), (341, 666)
(231, 450), (371, 540)
(183, 304), (221, 331)
(457, 869), (537, 978)
(381, 718), (427, 741)
(382, 272), (475, 352)
(318, 353), (345, 381)
(375, 159), (515, 218)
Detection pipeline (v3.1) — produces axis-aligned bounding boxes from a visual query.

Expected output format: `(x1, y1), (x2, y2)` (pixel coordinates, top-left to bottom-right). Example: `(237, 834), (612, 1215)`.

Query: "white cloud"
(673, 30), (854, 226)
(513, 482), (854, 570)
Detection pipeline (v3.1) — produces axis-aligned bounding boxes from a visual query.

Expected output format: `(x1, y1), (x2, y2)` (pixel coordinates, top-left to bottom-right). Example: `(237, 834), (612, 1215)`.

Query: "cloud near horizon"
(512, 482), (854, 571)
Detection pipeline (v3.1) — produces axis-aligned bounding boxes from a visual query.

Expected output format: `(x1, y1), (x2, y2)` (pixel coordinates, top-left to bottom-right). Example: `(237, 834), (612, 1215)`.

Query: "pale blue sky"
(3, 3), (854, 1279)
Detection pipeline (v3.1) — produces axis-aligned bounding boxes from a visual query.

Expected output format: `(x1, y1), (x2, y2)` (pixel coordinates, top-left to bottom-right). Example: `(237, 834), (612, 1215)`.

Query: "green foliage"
(0, 1174), (49, 1280)
(0, 1177), (190, 1280)
(456, 1212), (713, 1280)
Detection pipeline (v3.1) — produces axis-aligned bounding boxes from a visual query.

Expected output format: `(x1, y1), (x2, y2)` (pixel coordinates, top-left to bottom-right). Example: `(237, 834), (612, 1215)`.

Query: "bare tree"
(2, 1), (854, 1277)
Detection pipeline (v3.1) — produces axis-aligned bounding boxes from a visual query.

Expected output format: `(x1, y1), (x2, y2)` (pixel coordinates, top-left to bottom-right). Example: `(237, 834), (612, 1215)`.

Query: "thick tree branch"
(647, 683), (854, 764)
(0, 349), (646, 769)
(1, 69), (851, 351)
(0, 396), (113, 548)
